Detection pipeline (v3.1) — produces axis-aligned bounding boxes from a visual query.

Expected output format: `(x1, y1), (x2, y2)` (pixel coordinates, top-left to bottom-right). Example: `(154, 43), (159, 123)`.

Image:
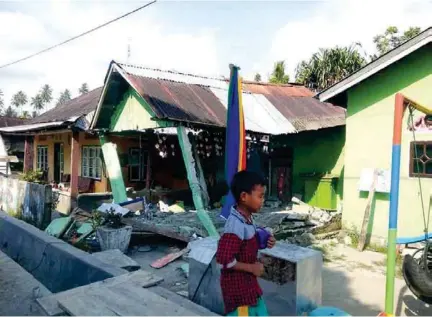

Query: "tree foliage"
(57, 89), (72, 106)
(40, 84), (53, 105)
(269, 61), (290, 84)
(11, 91), (28, 108)
(372, 26), (421, 58)
(31, 94), (45, 111)
(0, 89), (4, 110)
(295, 45), (366, 91)
(4, 106), (18, 118)
(79, 83), (89, 95)
(254, 73), (262, 82)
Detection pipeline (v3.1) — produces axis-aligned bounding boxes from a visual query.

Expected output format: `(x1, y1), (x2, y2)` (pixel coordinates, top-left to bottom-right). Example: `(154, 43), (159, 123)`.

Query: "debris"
(97, 203), (130, 216)
(168, 203), (185, 213)
(176, 290), (189, 298)
(45, 217), (74, 238)
(92, 249), (140, 272)
(150, 248), (189, 269)
(159, 201), (170, 212)
(344, 236), (353, 246)
(180, 263), (189, 278)
(138, 245), (152, 252)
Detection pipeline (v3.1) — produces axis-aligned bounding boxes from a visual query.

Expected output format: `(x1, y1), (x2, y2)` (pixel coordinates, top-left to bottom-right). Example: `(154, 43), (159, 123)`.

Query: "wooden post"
(145, 151), (151, 190)
(192, 139), (210, 208)
(99, 134), (128, 203)
(24, 136), (34, 172)
(70, 131), (80, 198)
(358, 169), (378, 251)
(177, 126), (218, 237)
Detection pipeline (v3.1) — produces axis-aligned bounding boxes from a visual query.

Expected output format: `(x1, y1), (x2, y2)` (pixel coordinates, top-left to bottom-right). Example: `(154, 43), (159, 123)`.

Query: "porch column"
(70, 131), (80, 198)
(99, 134), (127, 203)
(177, 126), (218, 237)
(23, 136), (34, 172)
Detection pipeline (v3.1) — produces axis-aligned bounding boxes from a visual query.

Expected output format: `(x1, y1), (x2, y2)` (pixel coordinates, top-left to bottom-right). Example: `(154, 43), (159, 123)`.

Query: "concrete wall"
(0, 175), (51, 229)
(343, 44), (432, 241)
(272, 125), (345, 204)
(0, 212), (127, 293)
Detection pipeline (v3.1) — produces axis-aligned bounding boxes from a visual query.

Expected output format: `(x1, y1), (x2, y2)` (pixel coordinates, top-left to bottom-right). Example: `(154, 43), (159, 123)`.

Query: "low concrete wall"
(0, 175), (51, 229)
(0, 212), (127, 293)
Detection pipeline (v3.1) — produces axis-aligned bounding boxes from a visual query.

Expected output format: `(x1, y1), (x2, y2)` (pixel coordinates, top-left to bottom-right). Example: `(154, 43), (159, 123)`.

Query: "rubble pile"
(128, 203), (341, 246)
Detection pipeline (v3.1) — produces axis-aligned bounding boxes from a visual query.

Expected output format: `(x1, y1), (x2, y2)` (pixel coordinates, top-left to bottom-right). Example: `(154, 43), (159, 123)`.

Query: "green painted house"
(318, 27), (432, 244)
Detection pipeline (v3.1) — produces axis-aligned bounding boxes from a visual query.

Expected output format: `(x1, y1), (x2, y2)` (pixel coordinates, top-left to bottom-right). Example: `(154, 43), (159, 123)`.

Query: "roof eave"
(318, 28), (432, 102)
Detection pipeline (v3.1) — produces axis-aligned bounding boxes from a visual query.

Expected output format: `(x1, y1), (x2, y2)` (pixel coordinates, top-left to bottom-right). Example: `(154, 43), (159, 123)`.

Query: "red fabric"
(216, 233), (263, 314)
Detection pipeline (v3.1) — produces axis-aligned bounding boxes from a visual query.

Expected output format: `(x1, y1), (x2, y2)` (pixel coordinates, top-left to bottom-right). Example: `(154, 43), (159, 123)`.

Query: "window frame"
(36, 146), (48, 171)
(409, 141), (432, 178)
(81, 145), (102, 180)
(128, 148), (148, 182)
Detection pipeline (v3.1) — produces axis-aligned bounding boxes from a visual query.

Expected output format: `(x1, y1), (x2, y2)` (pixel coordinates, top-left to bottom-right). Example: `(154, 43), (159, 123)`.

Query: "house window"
(129, 148), (148, 182)
(82, 146), (102, 179)
(410, 141), (432, 178)
(37, 146), (48, 171)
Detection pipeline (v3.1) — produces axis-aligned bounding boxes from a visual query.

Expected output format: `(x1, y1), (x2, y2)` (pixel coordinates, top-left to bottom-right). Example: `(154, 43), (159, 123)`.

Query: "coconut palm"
(56, 89), (72, 106)
(4, 106), (18, 117)
(269, 61), (290, 84)
(40, 84), (53, 105)
(31, 94), (44, 112)
(11, 91), (28, 109)
(295, 45), (367, 91)
(0, 89), (4, 109)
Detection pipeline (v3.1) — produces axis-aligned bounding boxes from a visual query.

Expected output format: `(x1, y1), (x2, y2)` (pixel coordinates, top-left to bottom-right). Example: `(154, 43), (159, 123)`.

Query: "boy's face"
(240, 184), (266, 213)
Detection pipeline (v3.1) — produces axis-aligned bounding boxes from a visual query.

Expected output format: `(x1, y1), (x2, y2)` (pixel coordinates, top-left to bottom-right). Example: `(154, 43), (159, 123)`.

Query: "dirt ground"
(128, 237), (432, 316)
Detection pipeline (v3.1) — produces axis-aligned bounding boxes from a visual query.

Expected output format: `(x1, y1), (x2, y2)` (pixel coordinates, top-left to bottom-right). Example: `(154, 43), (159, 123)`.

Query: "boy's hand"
(267, 236), (276, 249)
(250, 262), (264, 277)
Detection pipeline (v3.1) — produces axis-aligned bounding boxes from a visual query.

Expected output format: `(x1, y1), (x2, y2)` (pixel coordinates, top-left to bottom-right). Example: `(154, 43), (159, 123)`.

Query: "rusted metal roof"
(243, 83), (346, 132)
(0, 116), (27, 128)
(95, 62), (346, 134)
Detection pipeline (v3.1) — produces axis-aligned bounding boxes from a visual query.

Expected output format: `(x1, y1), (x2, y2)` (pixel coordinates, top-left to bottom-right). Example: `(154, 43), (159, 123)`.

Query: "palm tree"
(269, 61), (290, 84)
(11, 91), (28, 109)
(254, 73), (262, 82)
(56, 89), (72, 106)
(40, 84), (53, 105)
(31, 94), (44, 112)
(21, 111), (31, 119)
(79, 83), (89, 95)
(295, 45), (366, 91)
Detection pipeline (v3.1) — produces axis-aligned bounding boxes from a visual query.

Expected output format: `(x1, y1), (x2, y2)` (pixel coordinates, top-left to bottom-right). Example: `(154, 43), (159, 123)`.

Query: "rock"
(284, 213), (309, 221)
(319, 212), (332, 223)
(310, 209), (326, 221)
(296, 232), (315, 247)
(179, 226), (195, 236)
(177, 291), (189, 298)
(344, 236), (352, 245)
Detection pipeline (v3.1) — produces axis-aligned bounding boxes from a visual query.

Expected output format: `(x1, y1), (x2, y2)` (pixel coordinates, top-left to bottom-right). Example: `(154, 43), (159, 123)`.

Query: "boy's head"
(230, 170), (266, 213)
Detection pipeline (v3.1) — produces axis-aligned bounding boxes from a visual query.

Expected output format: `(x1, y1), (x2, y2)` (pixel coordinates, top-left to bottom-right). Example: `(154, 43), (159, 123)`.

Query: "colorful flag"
(221, 64), (246, 219)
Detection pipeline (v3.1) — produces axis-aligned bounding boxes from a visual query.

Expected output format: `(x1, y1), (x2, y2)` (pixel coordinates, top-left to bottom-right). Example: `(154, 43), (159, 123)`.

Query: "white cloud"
(0, 2), (219, 114)
(256, 0), (432, 81)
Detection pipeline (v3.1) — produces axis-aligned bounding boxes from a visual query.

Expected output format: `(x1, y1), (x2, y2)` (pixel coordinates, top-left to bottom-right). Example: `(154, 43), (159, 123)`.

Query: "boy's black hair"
(230, 170), (266, 202)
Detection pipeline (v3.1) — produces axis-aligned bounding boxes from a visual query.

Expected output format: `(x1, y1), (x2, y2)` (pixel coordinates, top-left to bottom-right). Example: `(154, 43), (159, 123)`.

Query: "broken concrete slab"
(92, 249), (141, 272)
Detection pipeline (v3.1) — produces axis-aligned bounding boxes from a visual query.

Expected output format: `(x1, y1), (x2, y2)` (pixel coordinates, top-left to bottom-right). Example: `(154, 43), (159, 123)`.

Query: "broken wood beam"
(358, 169), (378, 251)
(122, 218), (191, 242)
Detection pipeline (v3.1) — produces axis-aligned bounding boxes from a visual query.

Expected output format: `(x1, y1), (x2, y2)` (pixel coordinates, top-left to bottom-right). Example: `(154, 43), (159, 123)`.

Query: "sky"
(0, 0), (431, 114)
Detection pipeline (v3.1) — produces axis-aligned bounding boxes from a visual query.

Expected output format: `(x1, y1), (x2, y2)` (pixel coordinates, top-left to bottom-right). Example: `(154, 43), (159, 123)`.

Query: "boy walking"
(216, 171), (276, 316)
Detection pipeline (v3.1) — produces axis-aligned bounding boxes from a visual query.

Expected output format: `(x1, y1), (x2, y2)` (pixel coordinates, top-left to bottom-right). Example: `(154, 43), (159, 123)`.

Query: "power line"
(0, 0), (157, 70)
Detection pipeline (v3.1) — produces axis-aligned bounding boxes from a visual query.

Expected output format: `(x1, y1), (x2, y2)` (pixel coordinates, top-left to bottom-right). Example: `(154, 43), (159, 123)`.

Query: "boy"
(216, 171), (276, 316)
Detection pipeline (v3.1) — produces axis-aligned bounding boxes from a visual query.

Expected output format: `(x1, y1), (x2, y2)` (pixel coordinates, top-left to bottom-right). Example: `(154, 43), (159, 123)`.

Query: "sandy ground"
(0, 250), (51, 316)
(128, 238), (432, 316)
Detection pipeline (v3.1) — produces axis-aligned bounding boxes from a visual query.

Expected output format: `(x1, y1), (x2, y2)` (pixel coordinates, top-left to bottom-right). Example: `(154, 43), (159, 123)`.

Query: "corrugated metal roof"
(0, 116), (27, 128)
(244, 83), (346, 131)
(97, 62), (346, 134)
(30, 87), (103, 124)
(0, 121), (67, 133)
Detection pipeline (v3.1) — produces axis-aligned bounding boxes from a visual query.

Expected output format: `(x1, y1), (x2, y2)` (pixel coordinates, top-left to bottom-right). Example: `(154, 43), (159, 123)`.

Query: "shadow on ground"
(396, 285), (432, 316)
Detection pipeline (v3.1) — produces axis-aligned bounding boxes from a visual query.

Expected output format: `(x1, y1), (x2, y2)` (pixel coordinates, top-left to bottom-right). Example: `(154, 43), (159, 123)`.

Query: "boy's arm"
(216, 234), (262, 275)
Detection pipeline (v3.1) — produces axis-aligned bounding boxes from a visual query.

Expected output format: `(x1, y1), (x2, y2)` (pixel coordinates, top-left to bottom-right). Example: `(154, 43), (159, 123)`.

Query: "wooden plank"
(57, 294), (118, 316)
(70, 131), (80, 198)
(357, 169), (378, 251)
(177, 126), (219, 237)
(109, 283), (199, 316)
(122, 218), (191, 242)
(150, 248), (189, 269)
(37, 270), (163, 316)
(150, 286), (218, 316)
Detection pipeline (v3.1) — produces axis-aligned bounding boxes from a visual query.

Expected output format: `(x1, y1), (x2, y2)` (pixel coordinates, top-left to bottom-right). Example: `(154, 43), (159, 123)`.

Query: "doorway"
(269, 147), (293, 202)
(54, 143), (64, 183)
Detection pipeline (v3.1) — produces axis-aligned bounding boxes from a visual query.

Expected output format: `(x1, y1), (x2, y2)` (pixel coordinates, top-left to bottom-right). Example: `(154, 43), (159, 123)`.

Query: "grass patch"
(372, 254), (404, 278)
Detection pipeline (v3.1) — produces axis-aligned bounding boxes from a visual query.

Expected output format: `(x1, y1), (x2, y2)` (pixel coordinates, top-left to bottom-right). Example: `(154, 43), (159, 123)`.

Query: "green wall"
(343, 44), (432, 241)
(273, 125), (345, 204)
